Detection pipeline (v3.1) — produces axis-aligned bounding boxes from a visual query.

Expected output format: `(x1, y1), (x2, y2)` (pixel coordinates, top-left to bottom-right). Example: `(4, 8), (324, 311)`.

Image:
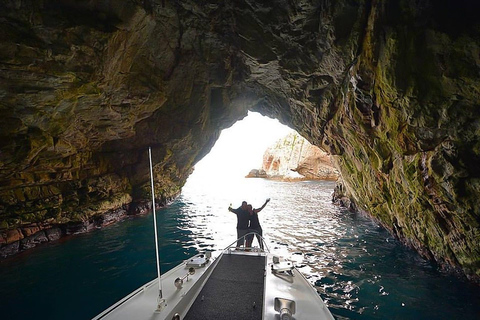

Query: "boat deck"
(93, 248), (334, 320)
(184, 253), (265, 320)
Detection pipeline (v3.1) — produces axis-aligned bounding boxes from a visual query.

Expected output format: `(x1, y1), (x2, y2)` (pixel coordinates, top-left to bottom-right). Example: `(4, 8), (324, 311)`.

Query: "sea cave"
(0, 0), (479, 287)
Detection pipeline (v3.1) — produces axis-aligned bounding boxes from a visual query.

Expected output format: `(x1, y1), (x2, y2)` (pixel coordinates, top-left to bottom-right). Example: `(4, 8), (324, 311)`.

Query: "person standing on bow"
(228, 201), (250, 248)
(245, 198), (270, 249)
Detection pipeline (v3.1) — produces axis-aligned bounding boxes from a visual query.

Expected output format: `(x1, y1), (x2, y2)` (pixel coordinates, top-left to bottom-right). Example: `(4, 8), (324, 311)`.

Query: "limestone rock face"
(0, 1), (479, 281)
(259, 132), (339, 180)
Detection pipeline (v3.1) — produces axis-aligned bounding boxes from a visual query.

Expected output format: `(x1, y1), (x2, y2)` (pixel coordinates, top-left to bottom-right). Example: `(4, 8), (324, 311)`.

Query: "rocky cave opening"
(0, 0), (479, 283)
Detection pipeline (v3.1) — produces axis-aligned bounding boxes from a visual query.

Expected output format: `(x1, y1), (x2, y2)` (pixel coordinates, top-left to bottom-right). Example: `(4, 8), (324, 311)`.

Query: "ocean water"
(1, 178), (479, 320)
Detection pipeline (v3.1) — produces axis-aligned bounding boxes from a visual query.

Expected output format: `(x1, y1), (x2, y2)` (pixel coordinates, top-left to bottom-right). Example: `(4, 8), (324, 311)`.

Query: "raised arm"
(254, 198), (270, 213)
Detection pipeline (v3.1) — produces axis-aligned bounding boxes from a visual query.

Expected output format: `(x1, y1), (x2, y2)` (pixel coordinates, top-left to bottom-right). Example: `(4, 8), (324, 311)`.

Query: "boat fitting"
(274, 297), (296, 320)
(174, 268), (196, 289)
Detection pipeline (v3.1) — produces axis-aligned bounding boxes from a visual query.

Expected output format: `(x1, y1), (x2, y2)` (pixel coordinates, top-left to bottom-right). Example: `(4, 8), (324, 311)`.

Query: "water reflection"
(1, 178), (479, 320)
(179, 178), (480, 320)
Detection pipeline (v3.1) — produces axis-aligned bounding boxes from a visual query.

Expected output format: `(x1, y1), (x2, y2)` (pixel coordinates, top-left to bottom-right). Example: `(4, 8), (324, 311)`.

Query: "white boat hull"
(93, 246), (333, 320)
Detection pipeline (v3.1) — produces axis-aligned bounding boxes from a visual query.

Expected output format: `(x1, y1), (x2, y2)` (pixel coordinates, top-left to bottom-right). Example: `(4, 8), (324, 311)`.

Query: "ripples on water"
(180, 178), (480, 320)
(1, 179), (479, 319)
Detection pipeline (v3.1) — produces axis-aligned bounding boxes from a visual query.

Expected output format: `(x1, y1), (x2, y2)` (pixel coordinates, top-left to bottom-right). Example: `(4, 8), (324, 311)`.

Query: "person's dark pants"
(253, 227), (264, 249)
(236, 228), (249, 247)
(246, 227), (263, 249)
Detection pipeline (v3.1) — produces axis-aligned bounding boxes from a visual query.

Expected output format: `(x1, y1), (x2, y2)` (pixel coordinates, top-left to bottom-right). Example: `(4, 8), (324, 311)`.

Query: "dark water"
(1, 179), (479, 320)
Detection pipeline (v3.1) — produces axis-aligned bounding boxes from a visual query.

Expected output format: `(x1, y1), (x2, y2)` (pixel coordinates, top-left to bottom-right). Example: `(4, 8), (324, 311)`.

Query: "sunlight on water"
(1, 179), (479, 320)
(179, 178), (480, 320)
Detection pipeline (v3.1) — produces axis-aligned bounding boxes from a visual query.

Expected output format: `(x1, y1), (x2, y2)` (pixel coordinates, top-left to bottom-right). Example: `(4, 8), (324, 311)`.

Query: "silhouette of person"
(228, 201), (250, 248)
(245, 198), (270, 249)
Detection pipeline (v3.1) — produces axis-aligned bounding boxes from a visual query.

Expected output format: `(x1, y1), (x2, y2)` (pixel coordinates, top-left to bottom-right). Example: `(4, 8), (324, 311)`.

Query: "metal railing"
(223, 232), (270, 253)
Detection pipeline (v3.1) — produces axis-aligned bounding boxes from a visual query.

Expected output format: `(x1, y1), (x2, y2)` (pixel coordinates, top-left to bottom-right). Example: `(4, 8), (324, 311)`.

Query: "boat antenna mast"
(148, 147), (166, 311)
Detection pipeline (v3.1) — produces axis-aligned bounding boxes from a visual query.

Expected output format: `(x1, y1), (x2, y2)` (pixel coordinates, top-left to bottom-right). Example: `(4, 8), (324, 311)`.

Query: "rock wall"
(0, 1), (479, 281)
(323, 1), (480, 281)
(0, 0), (248, 256)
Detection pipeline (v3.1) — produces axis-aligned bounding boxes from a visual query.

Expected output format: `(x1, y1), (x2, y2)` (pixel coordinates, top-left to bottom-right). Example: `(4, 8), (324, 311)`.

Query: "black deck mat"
(184, 254), (266, 320)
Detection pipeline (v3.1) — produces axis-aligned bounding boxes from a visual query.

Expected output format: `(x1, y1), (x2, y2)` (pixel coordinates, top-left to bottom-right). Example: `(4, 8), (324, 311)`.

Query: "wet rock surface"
(0, 1), (479, 281)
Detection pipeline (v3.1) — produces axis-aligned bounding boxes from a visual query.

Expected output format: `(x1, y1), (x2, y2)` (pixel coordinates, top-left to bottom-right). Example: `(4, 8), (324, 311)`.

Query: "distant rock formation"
(246, 169), (268, 178)
(247, 133), (339, 181)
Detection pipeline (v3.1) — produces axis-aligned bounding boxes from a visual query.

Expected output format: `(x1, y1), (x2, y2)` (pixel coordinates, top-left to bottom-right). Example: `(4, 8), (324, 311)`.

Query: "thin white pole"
(148, 147), (163, 299)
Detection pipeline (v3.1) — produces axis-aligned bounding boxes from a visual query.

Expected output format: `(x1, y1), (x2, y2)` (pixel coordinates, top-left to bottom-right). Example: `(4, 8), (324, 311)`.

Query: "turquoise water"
(1, 179), (479, 319)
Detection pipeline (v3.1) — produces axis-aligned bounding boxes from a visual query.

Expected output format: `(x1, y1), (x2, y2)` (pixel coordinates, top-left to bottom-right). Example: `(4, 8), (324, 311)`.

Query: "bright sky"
(188, 111), (294, 182)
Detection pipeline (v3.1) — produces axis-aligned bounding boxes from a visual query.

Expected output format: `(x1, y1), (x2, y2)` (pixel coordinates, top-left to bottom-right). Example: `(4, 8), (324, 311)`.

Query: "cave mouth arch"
(185, 110), (339, 200)
(187, 111), (295, 183)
